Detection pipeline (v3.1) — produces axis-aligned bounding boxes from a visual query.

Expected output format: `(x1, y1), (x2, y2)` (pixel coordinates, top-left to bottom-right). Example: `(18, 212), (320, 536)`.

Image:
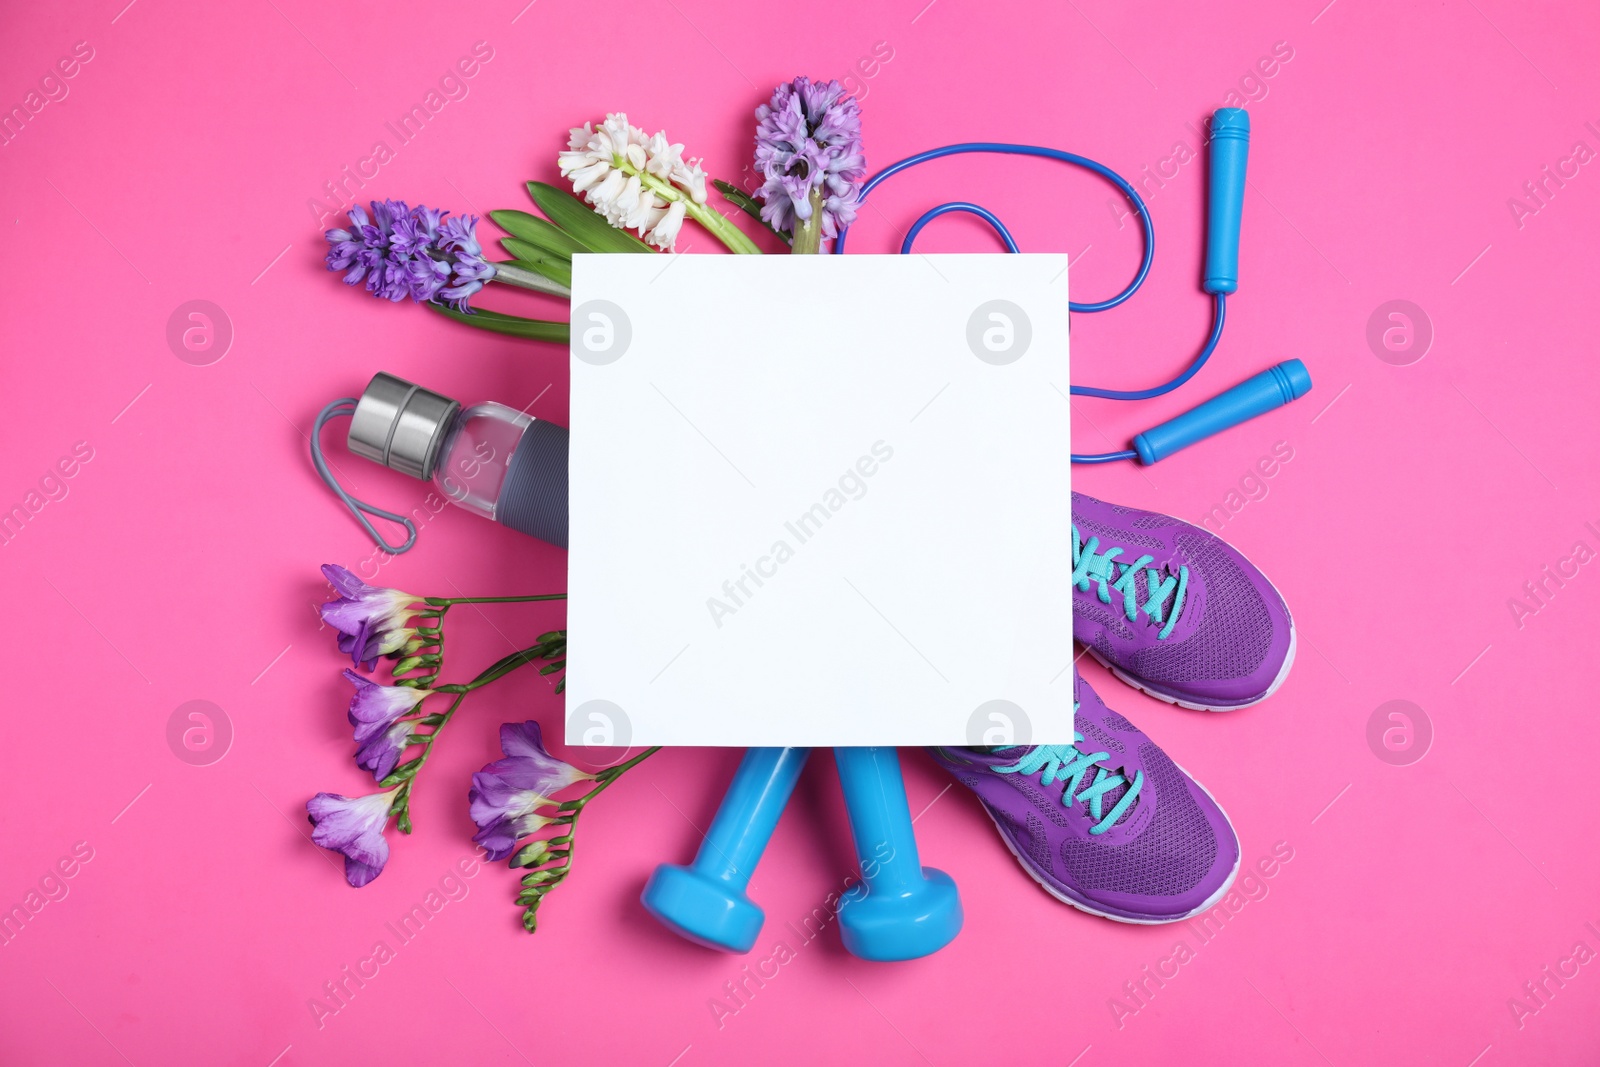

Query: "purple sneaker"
(1072, 490), (1295, 711)
(931, 671), (1239, 923)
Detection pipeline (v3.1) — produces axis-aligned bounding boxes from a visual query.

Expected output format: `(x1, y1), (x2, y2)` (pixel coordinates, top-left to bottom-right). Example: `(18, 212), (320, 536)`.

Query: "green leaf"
(489, 210), (585, 258)
(527, 181), (655, 254)
(499, 240), (574, 288)
(714, 178), (790, 245)
(426, 302), (569, 344)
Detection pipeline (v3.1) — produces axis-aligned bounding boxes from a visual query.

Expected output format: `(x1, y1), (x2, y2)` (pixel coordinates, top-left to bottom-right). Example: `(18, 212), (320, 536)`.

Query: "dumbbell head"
(836, 866), (963, 961)
(641, 863), (765, 953)
(641, 747), (811, 953)
(832, 747), (963, 961)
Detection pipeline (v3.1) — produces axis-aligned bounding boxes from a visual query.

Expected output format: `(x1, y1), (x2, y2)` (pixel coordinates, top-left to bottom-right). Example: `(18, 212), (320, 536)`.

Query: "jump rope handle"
(1133, 359), (1311, 464)
(1204, 107), (1250, 295)
(1134, 108), (1312, 464)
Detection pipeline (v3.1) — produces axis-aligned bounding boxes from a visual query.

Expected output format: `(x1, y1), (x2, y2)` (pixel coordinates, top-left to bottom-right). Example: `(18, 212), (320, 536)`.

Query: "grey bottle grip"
(496, 419), (568, 548)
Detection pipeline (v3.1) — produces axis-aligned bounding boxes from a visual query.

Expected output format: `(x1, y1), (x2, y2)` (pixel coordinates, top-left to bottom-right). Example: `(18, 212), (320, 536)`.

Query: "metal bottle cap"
(347, 372), (461, 481)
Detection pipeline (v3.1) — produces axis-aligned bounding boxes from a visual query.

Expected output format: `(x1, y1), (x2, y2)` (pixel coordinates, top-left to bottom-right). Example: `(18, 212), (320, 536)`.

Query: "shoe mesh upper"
(1059, 742), (1217, 897)
(1002, 774), (1074, 829)
(1077, 718), (1124, 755)
(1076, 599), (1134, 641)
(1024, 812), (1053, 875)
(1128, 532), (1271, 684)
(1075, 514), (1165, 553)
(1102, 710), (1138, 734)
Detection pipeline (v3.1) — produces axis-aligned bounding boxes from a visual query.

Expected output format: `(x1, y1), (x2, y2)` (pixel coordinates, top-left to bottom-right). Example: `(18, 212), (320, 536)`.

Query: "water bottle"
(339, 371), (567, 548)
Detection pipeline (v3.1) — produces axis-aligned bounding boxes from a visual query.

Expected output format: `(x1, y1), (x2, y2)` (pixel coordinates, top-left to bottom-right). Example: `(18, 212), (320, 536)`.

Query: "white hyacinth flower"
(559, 113), (709, 251)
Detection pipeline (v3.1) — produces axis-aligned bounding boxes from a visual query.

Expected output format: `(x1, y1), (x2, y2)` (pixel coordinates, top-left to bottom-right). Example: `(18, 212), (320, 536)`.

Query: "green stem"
(492, 262), (572, 298)
(685, 199), (763, 255)
(385, 610), (566, 830)
(390, 689), (467, 829)
(561, 747), (662, 814)
(423, 593), (568, 607)
(517, 746), (658, 920)
(790, 186), (828, 254)
(623, 163), (762, 255)
(426, 643), (561, 695)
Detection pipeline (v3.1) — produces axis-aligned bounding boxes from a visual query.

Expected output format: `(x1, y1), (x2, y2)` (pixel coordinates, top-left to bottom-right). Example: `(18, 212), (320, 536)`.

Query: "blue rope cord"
(833, 142), (1227, 462)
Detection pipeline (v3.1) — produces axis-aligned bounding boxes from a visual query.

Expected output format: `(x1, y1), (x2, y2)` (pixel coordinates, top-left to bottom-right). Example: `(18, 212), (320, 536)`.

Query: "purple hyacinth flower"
(371, 199), (409, 237)
(387, 215), (429, 257)
(355, 720), (413, 781)
(405, 256), (451, 303)
(753, 77), (866, 241)
(438, 252), (496, 312)
(307, 788), (399, 887)
(438, 214), (484, 256)
(323, 202), (497, 312)
(324, 204), (376, 284)
(367, 258), (412, 302)
(468, 721), (592, 861)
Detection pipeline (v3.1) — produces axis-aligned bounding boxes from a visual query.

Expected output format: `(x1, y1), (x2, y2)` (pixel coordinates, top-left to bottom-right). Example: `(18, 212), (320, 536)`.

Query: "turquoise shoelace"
(1071, 525), (1189, 640)
(995, 737), (1144, 836)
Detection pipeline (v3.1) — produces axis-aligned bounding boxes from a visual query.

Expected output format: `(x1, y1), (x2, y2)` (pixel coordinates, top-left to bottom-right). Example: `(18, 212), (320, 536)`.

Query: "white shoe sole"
(1086, 624), (1296, 713)
(974, 769), (1242, 925)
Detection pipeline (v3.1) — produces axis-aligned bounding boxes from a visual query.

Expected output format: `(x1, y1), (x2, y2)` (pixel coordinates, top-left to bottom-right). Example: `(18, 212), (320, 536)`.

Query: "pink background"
(2, 0), (1597, 1063)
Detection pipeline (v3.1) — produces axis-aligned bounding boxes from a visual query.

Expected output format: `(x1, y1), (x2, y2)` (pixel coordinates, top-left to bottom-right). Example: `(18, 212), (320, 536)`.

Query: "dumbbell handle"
(834, 746), (924, 896)
(693, 747), (810, 886)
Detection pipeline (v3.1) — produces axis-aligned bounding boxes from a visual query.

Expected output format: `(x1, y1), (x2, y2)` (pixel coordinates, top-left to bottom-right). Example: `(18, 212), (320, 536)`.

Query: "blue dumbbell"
(641, 747), (810, 952)
(833, 746), (963, 961)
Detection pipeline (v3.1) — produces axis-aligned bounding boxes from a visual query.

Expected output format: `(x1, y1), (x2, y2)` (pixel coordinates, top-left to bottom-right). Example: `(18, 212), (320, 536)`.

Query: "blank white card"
(567, 253), (1072, 747)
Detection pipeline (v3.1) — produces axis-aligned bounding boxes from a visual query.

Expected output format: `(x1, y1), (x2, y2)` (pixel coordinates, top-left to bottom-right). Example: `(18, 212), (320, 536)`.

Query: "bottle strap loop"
(311, 398), (418, 554)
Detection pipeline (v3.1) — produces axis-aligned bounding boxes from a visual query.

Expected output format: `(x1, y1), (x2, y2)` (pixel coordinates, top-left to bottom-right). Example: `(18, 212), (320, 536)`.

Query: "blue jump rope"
(642, 108), (1313, 961)
(839, 106), (1311, 464)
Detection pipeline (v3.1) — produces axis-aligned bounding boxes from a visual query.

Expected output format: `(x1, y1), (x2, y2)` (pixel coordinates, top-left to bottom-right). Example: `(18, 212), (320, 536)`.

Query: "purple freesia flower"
(343, 670), (428, 780)
(323, 201), (498, 312)
(307, 788), (399, 887)
(335, 627), (419, 673)
(344, 669), (427, 739)
(355, 720), (413, 781)
(754, 77), (866, 241)
(468, 721), (592, 861)
(320, 564), (423, 671)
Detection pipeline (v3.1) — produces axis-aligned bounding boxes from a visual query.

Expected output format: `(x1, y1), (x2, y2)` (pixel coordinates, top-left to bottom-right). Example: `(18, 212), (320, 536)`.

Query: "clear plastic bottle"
(346, 372), (568, 547)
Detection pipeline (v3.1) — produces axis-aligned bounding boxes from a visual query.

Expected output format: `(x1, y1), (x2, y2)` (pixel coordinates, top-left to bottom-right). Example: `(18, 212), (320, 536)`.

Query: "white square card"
(567, 253), (1072, 747)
